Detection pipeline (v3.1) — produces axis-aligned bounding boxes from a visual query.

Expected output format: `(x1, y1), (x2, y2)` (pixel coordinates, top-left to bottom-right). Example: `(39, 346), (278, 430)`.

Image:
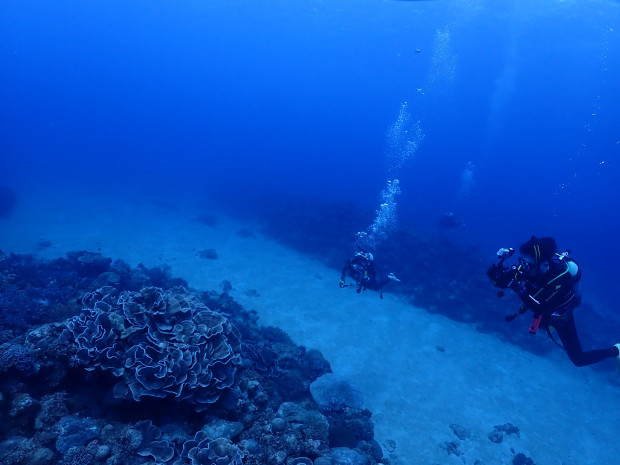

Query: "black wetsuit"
(341, 256), (391, 294)
(509, 258), (616, 367)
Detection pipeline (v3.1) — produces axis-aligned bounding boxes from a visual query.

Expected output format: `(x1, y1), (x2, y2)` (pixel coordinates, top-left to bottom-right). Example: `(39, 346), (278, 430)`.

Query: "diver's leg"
(553, 316), (616, 367)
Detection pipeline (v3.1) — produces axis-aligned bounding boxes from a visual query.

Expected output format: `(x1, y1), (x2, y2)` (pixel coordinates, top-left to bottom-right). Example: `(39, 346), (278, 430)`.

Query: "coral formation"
(488, 423), (520, 444)
(0, 252), (385, 465)
(310, 374), (365, 412)
(0, 343), (38, 376)
(63, 286), (241, 409)
(181, 432), (244, 465)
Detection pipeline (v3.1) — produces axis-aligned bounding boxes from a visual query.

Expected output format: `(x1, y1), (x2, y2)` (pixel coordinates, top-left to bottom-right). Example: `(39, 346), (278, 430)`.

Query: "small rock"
(10, 393), (39, 422)
(99, 272), (121, 284)
(198, 249), (218, 260)
(31, 447), (54, 465)
(441, 440), (460, 456)
(450, 423), (470, 440)
(271, 417), (287, 433)
(77, 252), (102, 264)
(310, 374), (364, 412)
(96, 444), (112, 460)
(513, 452), (535, 465)
(488, 423), (520, 444)
(242, 439), (260, 454)
(274, 450), (287, 463)
(55, 416), (101, 453)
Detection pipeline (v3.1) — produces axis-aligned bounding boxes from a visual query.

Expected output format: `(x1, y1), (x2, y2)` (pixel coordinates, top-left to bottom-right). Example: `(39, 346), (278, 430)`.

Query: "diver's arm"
(517, 271), (572, 315)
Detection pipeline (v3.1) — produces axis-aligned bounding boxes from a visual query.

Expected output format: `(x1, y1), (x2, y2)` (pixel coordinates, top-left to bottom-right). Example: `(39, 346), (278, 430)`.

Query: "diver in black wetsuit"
(487, 236), (620, 369)
(339, 251), (400, 299)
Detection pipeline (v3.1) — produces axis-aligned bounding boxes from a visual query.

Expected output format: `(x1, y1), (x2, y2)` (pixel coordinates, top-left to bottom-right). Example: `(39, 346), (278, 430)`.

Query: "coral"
(59, 443), (97, 465)
(238, 401), (330, 464)
(99, 423), (143, 464)
(135, 420), (175, 463)
(0, 343), (38, 376)
(488, 423), (520, 444)
(9, 393), (40, 429)
(0, 437), (37, 465)
(181, 432), (244, 465)
(304, 349), (331, 379)
(0, 252), (384, 465)
(200, 419), (244, 441)
(30, 447), (54, 465)
(513, 452), (535, 465)
(55, 416), (101, 453)
(449, 423), (471, 440)
(440, 440), (460, 456)
(314, 447), (369, 465)
(325, 407), (374, 451)
(0, 287), (42, 330)
(310, 374), (364, 412)
(261, 326), (294, 345)
(328, 425), (357, 448)
(67, 251), (112, 277)
(31, 393), (68, 450)
(63, 286), (241, 410)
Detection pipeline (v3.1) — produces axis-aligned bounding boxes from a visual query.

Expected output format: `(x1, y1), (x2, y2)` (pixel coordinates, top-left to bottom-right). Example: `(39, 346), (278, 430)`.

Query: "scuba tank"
(557, 251), (581, 283)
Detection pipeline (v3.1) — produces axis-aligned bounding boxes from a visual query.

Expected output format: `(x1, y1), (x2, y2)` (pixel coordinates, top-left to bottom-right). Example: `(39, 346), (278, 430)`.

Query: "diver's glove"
(339, 280), (345, 288)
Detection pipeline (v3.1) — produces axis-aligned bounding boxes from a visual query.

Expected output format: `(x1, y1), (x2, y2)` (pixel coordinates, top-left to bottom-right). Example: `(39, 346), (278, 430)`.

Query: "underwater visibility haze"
(2, 1), (619, 265)
(1, 0), (620, 463)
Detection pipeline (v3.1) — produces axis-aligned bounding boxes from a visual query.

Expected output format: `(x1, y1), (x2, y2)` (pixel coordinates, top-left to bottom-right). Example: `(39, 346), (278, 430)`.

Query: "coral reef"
(0, 251), (385, 465)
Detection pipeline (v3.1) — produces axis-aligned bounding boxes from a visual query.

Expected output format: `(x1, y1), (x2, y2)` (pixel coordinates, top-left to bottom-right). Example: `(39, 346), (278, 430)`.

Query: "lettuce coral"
(64, 286), (241, 410)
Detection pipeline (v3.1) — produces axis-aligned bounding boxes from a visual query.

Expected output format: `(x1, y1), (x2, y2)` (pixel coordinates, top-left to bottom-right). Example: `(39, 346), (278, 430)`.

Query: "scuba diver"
(439, 212), (465, 230)
(487, 236), (620, 370)
(339, 251), (400, 299)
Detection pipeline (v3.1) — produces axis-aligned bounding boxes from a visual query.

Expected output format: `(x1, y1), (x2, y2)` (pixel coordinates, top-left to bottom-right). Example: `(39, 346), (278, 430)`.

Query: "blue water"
(2, 1), (619, 305)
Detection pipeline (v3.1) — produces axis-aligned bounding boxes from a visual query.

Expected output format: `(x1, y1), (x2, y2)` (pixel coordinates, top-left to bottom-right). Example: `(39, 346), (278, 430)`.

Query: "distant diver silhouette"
(339, 250), (400, 299)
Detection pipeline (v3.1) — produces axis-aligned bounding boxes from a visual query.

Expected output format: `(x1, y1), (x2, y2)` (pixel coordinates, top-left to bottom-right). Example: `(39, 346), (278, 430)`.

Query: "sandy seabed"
(1, 189), (619, 465)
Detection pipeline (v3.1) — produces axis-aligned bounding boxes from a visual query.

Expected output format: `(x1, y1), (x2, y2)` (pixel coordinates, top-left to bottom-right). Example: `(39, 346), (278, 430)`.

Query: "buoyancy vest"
(522, 252), (581, 318)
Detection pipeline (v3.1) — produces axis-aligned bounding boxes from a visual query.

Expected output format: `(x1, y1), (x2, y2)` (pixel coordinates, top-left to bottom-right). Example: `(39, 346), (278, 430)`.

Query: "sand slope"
(2, 191), (619, 465)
